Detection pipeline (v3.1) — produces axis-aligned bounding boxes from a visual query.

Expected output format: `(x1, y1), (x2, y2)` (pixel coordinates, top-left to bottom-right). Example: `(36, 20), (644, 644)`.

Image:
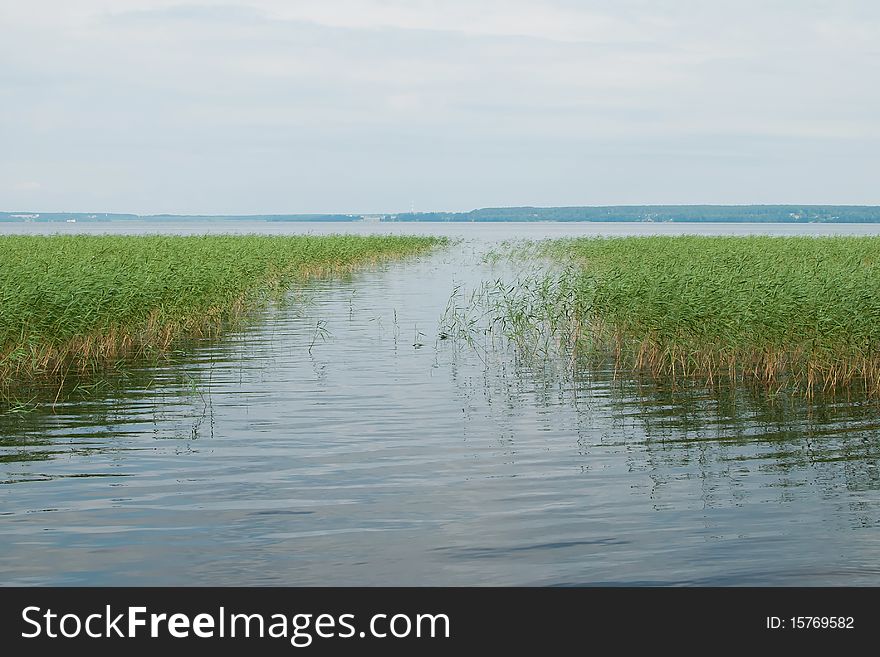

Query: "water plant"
(0, 234), (444, 390)
(474, 236), (880, 396)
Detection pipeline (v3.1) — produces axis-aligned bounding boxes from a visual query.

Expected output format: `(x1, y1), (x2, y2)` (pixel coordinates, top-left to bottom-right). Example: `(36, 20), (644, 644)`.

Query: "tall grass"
(0, 234), (443, 387)
(482, 236), (880, 396)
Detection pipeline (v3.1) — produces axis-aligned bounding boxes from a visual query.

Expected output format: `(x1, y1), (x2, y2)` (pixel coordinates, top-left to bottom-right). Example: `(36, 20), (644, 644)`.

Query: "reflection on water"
(2, 223), (880, 585)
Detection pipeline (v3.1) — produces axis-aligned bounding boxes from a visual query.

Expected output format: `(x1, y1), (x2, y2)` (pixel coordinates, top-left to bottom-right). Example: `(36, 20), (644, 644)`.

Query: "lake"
(3, 221), (880, 585)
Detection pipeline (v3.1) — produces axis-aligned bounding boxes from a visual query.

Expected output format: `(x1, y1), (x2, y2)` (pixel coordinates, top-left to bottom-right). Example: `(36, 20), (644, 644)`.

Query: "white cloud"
(1, 1), (878, 212)
(10, 181), (42, 192)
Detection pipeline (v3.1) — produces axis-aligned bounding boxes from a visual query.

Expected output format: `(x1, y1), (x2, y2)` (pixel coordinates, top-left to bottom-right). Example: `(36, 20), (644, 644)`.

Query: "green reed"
(0, 234), (443, 387)
(481, 236), (880, 395)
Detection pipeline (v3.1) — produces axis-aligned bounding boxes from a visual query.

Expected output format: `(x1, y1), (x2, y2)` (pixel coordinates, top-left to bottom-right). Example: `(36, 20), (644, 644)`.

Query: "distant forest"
(4, 206), (880, 223)
(390, 205), (880, 223)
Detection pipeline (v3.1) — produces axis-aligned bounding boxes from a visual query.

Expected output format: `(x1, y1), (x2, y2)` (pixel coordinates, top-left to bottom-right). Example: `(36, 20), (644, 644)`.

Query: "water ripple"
(3, 224), (880, 585)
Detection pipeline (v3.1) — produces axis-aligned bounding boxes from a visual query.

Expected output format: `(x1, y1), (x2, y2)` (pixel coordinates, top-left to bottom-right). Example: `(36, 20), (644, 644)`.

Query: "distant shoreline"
(4, 205), (880, 224)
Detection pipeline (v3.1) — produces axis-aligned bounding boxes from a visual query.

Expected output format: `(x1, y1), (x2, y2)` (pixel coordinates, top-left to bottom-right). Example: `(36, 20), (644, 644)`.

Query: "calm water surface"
(3, 222), (880, 585)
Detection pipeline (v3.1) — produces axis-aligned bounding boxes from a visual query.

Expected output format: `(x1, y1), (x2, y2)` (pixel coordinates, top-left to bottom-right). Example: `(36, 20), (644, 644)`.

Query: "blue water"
(2, 222), (880, 585)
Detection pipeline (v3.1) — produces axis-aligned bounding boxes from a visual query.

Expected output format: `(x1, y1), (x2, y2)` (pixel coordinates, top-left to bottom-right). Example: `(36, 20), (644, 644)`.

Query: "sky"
(1, 0), (879, 214)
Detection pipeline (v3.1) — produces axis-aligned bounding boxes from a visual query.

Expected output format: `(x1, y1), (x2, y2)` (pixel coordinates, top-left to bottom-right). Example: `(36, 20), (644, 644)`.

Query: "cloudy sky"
(1, 1), (878, 214)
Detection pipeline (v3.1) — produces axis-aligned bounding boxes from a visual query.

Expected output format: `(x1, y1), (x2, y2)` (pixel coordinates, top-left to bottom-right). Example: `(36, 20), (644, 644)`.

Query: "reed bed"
(484, 236), (880, 396)
(0, 234), (443, 387)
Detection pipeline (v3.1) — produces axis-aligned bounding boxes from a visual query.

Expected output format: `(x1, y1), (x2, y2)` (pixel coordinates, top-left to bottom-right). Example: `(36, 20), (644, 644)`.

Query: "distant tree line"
(5, 206), (880, 223)
(390, 206), (880, 223)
